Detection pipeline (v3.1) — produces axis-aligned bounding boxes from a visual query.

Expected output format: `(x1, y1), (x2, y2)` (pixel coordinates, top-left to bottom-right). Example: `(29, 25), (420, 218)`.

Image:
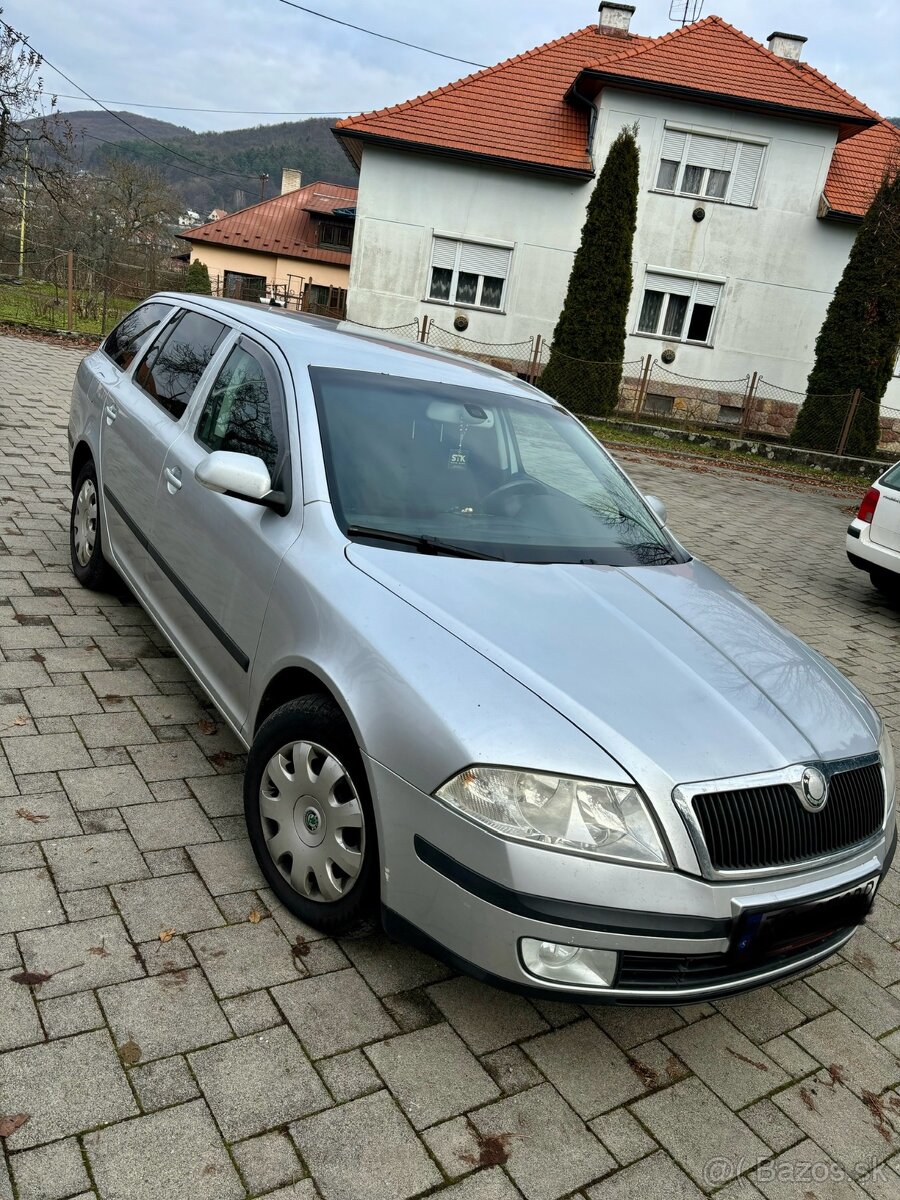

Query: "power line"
(275, 0), (486, 68)
(5, 21), (260, 182)
(40, 91), (349, 117)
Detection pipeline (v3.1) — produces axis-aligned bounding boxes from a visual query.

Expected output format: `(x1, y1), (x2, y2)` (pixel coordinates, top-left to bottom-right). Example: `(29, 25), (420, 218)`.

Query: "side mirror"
(195, 451), (286, 513)
(644, 494), (667, 526)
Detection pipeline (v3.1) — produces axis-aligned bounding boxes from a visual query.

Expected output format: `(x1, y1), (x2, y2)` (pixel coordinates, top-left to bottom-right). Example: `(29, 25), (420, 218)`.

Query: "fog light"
(520, 938), (618, 988)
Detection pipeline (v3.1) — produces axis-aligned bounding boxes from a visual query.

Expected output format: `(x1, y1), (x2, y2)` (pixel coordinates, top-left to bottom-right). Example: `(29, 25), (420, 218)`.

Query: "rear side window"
(102, 303), (172, 370)
(195, 342), (283, 476)
(135, 310), (227, 420)
(881, 463), (900, 492)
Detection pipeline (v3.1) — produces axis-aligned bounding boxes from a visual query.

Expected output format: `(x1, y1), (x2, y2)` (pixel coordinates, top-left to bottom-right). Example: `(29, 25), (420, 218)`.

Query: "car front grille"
(692, 762), (884, 872)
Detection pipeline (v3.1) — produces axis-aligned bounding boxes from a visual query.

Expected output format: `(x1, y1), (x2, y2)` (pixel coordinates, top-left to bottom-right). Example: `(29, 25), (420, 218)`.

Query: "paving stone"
(481, 1045), (546, 1095)
(0, 660), (51, 689)
(144, 847), (193, 876)
(121, 796), (218, 851)
(715, 987), (806, 1043)
(231, 1130), (305, 1196)
(762, 1034), (821, 1079)
(789, 1010), (900, 1097)
(134, 693), (210, 725)
(23, 684), (101, 717)
(187, 772), (244, 817)
(0, 841), (43, 870)
(808, 964), (900, 1037)
(215, 889), (269, 923)
(339, 933), (451, 996)
(221, 988), (283, 1037)
(0, 932), (19, 968)
(40, 648), (109, 674)
(470, 1083), (615, 1200)
(776, 979), (834, 1018)
(632, 1077), (768, 1187)
(188, 917), (301, 998)
(42, 831), (148, 890)
(0, 1029), (138, 1149)
(841, 926), (900, 987)
(365, 1022), (499, 1129)
(740, 1098), (804, 1154)
(84, 1099), (244, 1200)
(589, 1107), (658, 1166)
(39, 990), (105, 1039)
(290, 1090), (441, 1200)
(250, 1183), (318, 1200)
(73, 709), (158, 748)
(296, 937), (350, 976)
(750, 1137), (868, 1200)
(10, 1136), (90, 1200)
(522, 1018), (645, 1119)
(663, 1014), (789, 1107)
(98, 968), (232, 1060)
(111, 872), (225, 942)
(138, 934), (198, 976)
(188, 838), (266, 894)
(18, 914), (144, 997)
(0, 791), (80, 843)
(774, 1071), (899, 1173)
(273, 968), (398, 1059)
(59, 764), (155, 810)
(2, 732), (91, 773)
(0, 866), (65, 933)
(85, 666), (158, 697)
(316, 1048), (382, 1101)
(0, 965), (43, 1051)
(129, 739), (216, 781)
(587, 1151), (706, 1199)
(426, 975), (547, 1054)
(590, 1005), (686, 1050)
(130, 1054), (200, 1111)
(190, 1025), (331, 1139)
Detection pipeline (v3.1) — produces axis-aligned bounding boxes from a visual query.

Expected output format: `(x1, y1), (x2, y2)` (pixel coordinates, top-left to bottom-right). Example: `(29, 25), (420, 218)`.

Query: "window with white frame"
(636, 273), (723, 345)
(655, 128), (765, 207)
(428, 237), (511, 310)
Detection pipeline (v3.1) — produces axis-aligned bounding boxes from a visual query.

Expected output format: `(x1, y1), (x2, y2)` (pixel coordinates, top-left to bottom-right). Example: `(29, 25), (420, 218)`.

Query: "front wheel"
(70, 460), (116, 590)
(244, 695), (379, 936)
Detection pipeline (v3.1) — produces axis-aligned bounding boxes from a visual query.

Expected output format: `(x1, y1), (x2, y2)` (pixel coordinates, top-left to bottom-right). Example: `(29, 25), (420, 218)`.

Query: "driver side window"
(508, 408), (601, 501)
(195, 341), (282, 477)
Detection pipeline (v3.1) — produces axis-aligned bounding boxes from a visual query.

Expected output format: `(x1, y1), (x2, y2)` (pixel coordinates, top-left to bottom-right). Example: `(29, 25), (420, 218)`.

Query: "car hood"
(347, 547), (878, 791)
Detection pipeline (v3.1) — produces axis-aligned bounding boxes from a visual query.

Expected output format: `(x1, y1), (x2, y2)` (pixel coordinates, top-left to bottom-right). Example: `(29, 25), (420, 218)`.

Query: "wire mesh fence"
(423, 323), (537, 379)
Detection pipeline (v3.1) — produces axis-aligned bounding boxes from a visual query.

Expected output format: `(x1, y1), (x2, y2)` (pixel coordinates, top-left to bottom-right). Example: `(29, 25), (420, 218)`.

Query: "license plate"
(733, 875), (878, 963)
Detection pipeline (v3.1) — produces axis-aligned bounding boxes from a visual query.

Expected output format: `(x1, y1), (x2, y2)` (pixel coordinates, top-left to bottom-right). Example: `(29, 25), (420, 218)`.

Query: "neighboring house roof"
(208, 208), (228, 220)
(183, 181), (358, 265)
(301, 189), (358, 215)
(335, 14), (893, 217)
(822, 120), (900, 218)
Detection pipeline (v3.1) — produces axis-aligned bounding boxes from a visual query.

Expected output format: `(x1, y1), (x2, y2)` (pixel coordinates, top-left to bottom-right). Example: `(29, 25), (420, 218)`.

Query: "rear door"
(146, 333), (301, 730)
(99, 307), (228, 592)
(871, 463), (900, 553)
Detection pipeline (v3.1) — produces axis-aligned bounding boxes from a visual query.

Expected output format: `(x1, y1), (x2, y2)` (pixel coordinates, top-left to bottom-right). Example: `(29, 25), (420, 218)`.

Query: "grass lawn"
(0, 279), (136, 337)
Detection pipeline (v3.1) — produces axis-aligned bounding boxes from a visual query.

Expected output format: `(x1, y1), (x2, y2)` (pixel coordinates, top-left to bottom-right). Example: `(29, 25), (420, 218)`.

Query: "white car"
(847, 461), (900, 595)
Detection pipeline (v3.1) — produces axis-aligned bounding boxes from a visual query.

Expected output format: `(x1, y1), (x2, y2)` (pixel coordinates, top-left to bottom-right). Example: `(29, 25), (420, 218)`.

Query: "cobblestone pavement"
(2, 332), (900, 1200)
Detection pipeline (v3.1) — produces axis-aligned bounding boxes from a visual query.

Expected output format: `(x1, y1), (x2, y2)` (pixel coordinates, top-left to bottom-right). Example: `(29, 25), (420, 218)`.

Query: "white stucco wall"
(345, 93), (900, 410)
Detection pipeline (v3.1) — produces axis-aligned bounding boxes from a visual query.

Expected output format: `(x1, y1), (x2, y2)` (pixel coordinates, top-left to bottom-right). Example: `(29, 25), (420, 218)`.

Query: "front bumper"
(370, 758), (896, 1004)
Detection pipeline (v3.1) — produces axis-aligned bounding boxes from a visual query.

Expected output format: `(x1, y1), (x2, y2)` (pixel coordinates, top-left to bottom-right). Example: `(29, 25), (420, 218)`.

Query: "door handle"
(105, 403), (118, 425)
(164, 466), (183, 493)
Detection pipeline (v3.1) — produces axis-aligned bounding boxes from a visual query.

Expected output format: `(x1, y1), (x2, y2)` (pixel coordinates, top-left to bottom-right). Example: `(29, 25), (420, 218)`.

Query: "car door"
(99, 306), (227, 592)
(146, 333), (301, 731)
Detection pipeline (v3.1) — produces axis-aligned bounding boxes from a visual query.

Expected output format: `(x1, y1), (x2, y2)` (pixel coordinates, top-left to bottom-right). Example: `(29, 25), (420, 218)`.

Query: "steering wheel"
(482, 477), (547, 515)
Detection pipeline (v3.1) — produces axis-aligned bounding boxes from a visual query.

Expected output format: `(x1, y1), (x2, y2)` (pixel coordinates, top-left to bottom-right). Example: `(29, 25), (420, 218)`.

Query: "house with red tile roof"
(181, 172), (358, 316)
(334, 5), (900, 406)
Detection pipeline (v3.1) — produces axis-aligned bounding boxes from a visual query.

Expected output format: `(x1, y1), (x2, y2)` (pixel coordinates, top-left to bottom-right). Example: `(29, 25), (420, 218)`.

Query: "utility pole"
(18, 144), (29, 280)
(258, 173), (269, 203)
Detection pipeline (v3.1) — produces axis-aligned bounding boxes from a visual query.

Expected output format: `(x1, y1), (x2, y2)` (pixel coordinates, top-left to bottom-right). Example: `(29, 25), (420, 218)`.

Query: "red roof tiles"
(824, 120), (900, 217)
(183, 180), (358, 264)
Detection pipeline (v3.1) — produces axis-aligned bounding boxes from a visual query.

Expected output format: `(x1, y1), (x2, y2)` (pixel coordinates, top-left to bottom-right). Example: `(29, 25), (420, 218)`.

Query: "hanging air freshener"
(449, 418), (469, 469)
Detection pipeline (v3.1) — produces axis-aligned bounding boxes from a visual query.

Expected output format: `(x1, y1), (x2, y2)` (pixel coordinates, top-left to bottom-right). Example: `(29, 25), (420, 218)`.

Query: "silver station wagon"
(68, 294), (896, 1003)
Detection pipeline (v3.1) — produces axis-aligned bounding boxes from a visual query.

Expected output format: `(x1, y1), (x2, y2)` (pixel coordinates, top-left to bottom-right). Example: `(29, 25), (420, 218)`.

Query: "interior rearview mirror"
(195, 451), (284, 512)
(644, 494), (667, 526)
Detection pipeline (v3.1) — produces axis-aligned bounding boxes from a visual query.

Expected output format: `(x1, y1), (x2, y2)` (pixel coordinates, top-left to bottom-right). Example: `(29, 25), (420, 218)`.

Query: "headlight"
(435, 767), (670, 867)
(880, 724), (896, 810)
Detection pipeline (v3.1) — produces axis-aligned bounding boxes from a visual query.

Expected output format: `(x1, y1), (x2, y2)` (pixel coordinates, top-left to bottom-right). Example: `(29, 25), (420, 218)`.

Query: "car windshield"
(310, 367), (687, 566)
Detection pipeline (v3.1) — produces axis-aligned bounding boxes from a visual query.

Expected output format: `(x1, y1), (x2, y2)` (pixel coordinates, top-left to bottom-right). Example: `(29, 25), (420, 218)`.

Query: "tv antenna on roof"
(668, 0), (704, 25)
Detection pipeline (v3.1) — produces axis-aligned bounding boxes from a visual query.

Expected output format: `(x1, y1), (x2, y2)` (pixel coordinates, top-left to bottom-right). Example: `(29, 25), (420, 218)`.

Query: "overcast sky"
(14, 0), (900, 134)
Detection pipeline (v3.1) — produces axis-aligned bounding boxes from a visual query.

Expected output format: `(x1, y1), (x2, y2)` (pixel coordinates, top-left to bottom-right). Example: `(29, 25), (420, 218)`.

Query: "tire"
(70, 460), (116, 591)
(870, 567), (900, 598)
(244, 695), (379, 937)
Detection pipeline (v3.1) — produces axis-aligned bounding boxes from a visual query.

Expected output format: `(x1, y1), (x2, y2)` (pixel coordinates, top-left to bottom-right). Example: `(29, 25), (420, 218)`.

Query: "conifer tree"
(184, 259), (212, 295)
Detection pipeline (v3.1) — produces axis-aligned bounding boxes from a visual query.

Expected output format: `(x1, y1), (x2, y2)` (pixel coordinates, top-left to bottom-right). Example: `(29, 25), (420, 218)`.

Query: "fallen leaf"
(197, 719), (216, 736)
(158, 929), (176, 943)
(10, 970), (52, 987)
(726, 1047), (769, 1072)
(209, 750), (237, 767)
(30, 651), (45, 664)
(248, 909), (261, 924)
(0, 1113), (29, 1138)
(291, 936), (312, 965)
(118, 1040), (142, 1065)
(799, 1086), (817, 1112)
(88, 941), (109, 958)
(102, 694), (125, 703)
(460, 1130), (511, 1168)
(628, 1058), (659, 1089)
(12, 715), (29, 726)
(15, 808), (48, 824)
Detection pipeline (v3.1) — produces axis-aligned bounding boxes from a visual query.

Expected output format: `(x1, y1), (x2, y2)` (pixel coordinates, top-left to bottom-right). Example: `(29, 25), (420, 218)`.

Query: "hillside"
(35, 110), (358, 214)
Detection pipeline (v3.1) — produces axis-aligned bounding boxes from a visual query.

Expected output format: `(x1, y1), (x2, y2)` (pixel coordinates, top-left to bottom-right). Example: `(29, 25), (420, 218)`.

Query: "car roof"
(152, 293), (547, 401)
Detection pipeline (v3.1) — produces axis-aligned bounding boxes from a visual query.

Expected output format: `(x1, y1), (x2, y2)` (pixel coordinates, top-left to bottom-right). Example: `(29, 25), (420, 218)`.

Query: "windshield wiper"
(345, 525), (505, 561)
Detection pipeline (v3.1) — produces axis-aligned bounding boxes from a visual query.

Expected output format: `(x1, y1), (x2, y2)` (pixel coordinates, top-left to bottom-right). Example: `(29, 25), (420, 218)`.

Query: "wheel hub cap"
(73, 479), (98, 567)
(259, 739), (365, 903)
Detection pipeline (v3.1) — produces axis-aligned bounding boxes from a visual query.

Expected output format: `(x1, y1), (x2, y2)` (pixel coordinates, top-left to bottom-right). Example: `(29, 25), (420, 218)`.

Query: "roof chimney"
(767, 31), (807, 61)
(281, 168), (302, 195)
(598, 3), (635, 36)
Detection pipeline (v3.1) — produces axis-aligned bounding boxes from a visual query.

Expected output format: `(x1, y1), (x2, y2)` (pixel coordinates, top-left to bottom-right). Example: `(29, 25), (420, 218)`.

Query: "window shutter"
(694, 280), (722, 306)
(431, 237), (458, 269)
(458, 242), (511, 279)
(685, 134), (737, 171)
(644, 272), (693, 297)
(661, 128), (686, 161)
(730, 143), (764, 206)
